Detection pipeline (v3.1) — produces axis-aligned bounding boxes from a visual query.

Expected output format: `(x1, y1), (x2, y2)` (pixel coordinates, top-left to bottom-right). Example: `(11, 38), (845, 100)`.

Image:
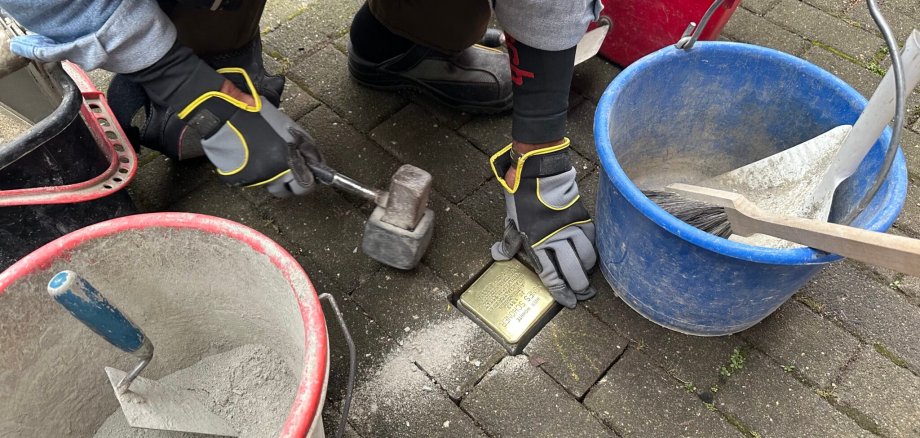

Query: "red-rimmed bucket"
(0, 213), (331, 437)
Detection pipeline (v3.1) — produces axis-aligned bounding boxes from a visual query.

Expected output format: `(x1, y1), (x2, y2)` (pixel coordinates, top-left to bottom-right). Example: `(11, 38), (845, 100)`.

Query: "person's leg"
(490, 0), (601, 307)
(347, 0), (512, 114)
(109, 0), (282, 160)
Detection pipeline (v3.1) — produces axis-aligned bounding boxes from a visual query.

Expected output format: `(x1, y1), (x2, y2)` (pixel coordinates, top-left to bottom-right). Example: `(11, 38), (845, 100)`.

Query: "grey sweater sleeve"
(494, 0), (603, 51)
(3, 0), (176, 73)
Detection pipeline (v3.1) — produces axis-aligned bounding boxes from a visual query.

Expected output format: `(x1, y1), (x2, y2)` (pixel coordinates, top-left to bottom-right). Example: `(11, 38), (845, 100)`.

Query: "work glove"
(125, 41), (322, 196)
(490, 139), (597, 308)
(108, 36), (286, 163)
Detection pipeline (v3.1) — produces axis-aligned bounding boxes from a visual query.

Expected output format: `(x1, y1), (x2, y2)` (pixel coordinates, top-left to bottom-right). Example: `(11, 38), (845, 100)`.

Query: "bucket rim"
(594, 41), (908, 266)
(0, 212), (328, 438)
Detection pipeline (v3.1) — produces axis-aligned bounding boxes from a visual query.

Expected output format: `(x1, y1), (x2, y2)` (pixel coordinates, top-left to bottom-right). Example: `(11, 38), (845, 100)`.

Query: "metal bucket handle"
(675, 0), (736, 49)
(0, 61), (138, 207)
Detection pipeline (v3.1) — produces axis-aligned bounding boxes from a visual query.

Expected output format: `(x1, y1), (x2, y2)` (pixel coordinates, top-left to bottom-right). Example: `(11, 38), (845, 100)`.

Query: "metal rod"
(329, 173), (387, 207)
(842, 0), (905, 225)
(319, 293), (356, 438)
(675, 0), (728, 49)
(116, 337), (154, 394)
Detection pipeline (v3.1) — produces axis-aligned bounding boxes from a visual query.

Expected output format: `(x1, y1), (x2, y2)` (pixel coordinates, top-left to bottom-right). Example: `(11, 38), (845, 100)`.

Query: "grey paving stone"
(581, 169), (601, 216)
(568, 100), (599, 163)
(320, 294), (393, 436)
(799, 261), (920, 374)
(742, 0), (781, 16)
(87, 69), (114, 93)
(457, 114), (512, 156)
(584, 349), (742, 437)
(582, 272), (747, 392)
(717, 350), (870, 437)
(723, 7), (811, 56)
(260, 186), (380, 295)
(461, 356), (613, 437)
(278, 80), (321, 122)
(740, 300), (859, 387)
(410, 313), (506, 400)
(168, 178), (282, 235)
(261, 0), (308, 33)
(291, 46), (408, 133)
(262, 8), (336, 63)
(422, 193), (495, 293)
(847, 1), (918, 45)
(350, 264), (452, 338)
(350, 264), (505, 399)
(457, 182), (506, 238)
(837, 346), (920, 437)
(890, 273), (920, 307)
(572, 56), (622, 103)
(801, 0), (849, 15)
(766, 0), (884, 61)
(901, 127), (920, 178)
(299, 105), (401, 191)
(262, 0), (358, 58)
(894, 174), (920, 237)
(349, 356), (487, 437)
(802, 45), (883, 99)
(333, 34), (350, 54)
(524, 306), (626, 398)
(126, 154), (214, 212)
(370, 104), (491, 203)
(886, 0), (920, 20)
(409, 94), (474, 131)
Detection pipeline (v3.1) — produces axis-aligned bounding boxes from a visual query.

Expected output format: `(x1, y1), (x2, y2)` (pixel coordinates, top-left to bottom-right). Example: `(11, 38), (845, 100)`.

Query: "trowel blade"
(104, 367), (239, 437)
(574, 23), (609, 66)
(703, 125), (852, 220)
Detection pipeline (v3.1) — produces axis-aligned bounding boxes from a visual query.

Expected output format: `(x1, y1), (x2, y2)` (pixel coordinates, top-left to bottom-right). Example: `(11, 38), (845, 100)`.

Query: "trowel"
(47, 270), (238, 437)
(703, 29), (920, 225)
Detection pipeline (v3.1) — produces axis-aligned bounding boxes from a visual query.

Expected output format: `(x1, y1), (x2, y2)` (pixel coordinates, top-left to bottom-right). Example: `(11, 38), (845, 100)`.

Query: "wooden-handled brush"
(668, 183), (920, 276)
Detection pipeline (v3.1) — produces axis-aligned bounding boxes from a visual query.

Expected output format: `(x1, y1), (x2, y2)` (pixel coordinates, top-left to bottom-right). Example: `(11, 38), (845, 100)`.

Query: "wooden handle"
(729, 208), (920, 275)
(668, 183), (920, 276)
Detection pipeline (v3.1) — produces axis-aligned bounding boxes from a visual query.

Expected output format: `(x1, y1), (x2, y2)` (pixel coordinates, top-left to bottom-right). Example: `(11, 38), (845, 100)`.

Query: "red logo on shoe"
(505, 34), (534, 86)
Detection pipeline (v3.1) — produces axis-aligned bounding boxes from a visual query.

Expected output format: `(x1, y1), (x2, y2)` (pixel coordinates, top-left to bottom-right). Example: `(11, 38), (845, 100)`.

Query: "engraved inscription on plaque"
(459, 259), (554, 343)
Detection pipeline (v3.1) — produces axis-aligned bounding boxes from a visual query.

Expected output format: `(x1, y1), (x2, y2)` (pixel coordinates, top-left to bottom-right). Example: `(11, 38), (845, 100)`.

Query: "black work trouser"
(159, 0), (490, 56)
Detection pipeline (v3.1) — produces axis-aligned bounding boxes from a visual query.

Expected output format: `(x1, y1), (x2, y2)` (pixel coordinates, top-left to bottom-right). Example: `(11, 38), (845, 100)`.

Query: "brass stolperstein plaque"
(457, 259), (560, 354)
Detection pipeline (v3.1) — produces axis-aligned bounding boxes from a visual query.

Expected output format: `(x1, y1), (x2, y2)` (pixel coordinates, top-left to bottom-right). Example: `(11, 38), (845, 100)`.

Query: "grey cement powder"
(94, 344), (296, 438)
(0, 108), (31, 144)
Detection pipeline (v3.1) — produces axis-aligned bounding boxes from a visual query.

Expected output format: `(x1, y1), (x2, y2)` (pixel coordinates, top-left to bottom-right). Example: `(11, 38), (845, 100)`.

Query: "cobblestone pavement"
(117, 0), (920, 436)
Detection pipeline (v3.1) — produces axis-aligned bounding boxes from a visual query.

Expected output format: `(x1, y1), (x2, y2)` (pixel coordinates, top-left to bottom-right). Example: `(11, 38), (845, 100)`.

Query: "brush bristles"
(644, 190), (733, 238)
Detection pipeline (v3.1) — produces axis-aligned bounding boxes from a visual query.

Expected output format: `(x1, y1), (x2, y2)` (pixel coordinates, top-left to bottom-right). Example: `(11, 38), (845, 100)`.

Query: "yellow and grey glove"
(126, 42), (322, 196)
(490, 139), (597, 308)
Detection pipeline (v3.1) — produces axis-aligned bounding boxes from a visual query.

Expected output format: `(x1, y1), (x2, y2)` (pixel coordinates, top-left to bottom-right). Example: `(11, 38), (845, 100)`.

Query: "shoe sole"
(348, 58), (513, 115)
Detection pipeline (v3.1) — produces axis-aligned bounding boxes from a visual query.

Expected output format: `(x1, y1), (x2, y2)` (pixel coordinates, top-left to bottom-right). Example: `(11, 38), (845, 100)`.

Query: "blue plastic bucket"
(594, 42), (908, 336)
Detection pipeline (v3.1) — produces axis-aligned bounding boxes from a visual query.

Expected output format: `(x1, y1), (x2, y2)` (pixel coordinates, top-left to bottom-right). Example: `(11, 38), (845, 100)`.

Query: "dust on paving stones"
(94, 344), (296, 438)
(352, 315), (484, 416)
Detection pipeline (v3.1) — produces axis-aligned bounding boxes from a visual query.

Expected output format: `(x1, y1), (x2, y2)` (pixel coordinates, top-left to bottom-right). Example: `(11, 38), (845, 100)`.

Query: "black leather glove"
(490, 138), (597, 308)
(125, 41), (322, 196)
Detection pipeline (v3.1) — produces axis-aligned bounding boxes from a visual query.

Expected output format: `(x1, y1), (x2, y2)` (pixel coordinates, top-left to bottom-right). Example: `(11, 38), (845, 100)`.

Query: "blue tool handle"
(47, 270), (151, 359)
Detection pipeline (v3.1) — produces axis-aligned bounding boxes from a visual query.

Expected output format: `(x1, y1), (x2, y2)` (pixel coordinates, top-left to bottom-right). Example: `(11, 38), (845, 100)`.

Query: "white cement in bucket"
(95, 344), (296, 437)
(0, 224), (324, 437)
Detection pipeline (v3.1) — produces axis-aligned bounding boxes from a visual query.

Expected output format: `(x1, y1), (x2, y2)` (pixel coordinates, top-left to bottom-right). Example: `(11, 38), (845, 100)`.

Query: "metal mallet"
(309, 162), (435, 270)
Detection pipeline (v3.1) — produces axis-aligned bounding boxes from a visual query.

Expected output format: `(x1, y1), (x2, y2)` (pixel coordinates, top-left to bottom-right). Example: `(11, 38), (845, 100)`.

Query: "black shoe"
(347, 43), (512, 114)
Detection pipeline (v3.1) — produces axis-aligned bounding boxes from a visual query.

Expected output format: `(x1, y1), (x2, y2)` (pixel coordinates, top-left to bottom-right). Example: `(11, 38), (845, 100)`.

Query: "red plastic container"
(595, 0), (740, 67)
